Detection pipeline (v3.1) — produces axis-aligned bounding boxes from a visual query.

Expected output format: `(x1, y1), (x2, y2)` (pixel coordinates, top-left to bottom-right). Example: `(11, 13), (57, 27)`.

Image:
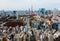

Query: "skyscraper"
(30, 6), (34, 15)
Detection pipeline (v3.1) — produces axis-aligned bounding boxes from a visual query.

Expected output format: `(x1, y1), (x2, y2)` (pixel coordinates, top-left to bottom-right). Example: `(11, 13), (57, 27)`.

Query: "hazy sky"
(0, 0), (60, 10)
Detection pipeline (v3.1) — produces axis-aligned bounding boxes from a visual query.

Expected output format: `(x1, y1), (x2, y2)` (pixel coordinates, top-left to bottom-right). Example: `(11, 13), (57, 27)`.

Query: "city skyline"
(0, 0), (60, 10)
